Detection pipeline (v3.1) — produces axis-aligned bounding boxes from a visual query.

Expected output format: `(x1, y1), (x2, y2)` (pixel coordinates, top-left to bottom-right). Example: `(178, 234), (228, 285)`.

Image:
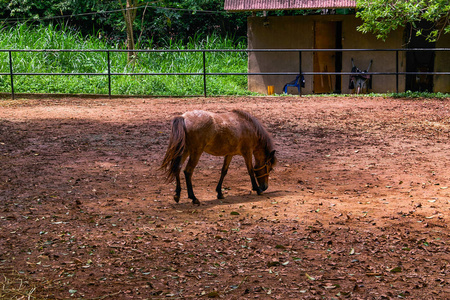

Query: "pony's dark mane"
(232, 109), (275, 153)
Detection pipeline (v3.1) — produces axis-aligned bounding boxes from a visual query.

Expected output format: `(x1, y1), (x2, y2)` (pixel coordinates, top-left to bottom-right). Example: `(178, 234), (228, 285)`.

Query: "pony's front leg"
(251, 177), (263, 195)
(243, 154), (263, 195)
(216, 155), (233, 199)
(184, 153), (202, 205)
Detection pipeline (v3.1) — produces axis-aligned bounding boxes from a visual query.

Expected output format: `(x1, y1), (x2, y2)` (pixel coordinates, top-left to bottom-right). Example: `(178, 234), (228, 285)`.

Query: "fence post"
(396, 50), (399, 93)
(298, 51), (302, 96)
(107, 51), (112, 99)
(9, 51), (14, 100)
(203, 51), (207, 97)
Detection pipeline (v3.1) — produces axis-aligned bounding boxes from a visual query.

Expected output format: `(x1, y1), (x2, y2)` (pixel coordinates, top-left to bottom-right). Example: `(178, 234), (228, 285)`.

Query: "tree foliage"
(0, 0), (249, 48)
(356, 0), (450, 42)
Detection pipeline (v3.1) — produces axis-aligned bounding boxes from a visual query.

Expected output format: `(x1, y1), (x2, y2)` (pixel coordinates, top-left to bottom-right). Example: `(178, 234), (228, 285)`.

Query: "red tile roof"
(224, 0), (356, 11)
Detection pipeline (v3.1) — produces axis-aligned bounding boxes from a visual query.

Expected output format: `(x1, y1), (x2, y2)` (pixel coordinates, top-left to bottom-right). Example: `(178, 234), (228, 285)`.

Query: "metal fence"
(1, 48), (449, 99)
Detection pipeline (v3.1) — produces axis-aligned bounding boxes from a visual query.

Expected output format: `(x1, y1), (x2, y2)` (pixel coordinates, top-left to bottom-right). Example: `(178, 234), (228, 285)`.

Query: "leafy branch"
(356, 0), (450, 42)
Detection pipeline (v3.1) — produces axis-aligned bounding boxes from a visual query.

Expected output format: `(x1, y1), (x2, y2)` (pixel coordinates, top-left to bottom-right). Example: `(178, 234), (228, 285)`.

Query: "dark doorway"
(335, 22), (343, 93)
(405, 22), (436, 92)
(313, 21), (342, 93)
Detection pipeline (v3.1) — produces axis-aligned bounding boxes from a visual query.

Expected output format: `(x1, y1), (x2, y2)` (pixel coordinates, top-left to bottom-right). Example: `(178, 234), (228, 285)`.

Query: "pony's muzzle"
(260, 183), (268, 191)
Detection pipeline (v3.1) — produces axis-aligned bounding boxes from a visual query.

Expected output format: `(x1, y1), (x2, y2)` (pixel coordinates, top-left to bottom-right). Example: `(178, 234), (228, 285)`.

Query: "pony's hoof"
(217, 193), (225, 200)
(174, 195), (180, 203)
(192, 198), (200, 205)
(256, 188), (263, 195)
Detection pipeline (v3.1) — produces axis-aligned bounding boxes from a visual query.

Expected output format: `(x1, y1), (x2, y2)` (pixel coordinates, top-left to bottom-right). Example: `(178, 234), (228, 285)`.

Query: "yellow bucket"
(267, 85), (274, 95)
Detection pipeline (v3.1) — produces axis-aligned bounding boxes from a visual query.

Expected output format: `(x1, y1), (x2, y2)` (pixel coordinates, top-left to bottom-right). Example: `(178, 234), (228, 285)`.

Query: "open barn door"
(314, 21), (342, 93)
(405, 22), (435, 92)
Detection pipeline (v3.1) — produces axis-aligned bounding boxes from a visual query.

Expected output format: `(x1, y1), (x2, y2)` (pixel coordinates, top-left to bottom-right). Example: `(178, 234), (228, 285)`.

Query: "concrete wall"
(248, 15), (314, 94)
(435, 37), (450, 93)
(340, 16), (405, 93)
(248, 15), (449, 94)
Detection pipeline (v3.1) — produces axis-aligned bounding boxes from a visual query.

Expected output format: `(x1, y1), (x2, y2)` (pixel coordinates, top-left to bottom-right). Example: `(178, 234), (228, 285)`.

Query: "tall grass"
(0, 24), (252, 96)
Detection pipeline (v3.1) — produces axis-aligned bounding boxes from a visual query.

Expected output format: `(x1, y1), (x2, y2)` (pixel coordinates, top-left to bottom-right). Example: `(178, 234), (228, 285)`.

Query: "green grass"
(1, 24), (448, 98)
(300, 92), (449, 99)
(387, 91), (449, 99)
(0, 24), (252, 96)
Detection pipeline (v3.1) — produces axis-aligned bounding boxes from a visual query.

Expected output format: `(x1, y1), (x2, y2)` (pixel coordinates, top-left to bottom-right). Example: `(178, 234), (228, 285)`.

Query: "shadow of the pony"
(168, 190), (289, 209)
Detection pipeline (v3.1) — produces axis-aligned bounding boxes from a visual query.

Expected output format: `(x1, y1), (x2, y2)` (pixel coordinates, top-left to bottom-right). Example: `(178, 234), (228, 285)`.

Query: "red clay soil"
(0, 96), (449, 299)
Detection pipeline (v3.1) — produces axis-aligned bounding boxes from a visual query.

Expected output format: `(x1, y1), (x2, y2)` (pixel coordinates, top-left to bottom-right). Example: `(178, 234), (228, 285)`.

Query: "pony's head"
(254, 150), (277, 191)
(232, 109), (276, 193)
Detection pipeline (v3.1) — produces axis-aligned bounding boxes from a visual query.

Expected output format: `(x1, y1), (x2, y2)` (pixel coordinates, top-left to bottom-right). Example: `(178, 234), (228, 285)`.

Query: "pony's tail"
(160, 116), (186, 182)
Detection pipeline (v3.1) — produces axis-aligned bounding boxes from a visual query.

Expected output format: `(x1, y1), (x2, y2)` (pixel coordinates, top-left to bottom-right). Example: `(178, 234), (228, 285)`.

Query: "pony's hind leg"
(174, 172), (181, 203)
(216, 155), (233, 199)
(174, 152), (188, 203)
(184, 152), (202, 205)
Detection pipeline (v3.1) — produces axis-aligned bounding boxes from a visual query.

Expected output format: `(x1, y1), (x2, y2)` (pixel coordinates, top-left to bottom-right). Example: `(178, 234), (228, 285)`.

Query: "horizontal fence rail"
(1, 48), (449, 99)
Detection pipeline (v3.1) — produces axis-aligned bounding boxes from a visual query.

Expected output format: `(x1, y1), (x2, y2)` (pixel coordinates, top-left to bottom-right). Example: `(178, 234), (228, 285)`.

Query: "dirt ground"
(0, 96), (449, 299)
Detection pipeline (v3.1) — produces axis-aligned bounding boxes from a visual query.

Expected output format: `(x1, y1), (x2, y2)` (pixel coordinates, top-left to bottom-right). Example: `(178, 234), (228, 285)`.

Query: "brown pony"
(160, 109), (277, 205)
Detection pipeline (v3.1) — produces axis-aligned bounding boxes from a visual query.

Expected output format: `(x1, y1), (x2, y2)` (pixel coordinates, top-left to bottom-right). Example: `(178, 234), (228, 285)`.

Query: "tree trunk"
(120, 0), (138, 63)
